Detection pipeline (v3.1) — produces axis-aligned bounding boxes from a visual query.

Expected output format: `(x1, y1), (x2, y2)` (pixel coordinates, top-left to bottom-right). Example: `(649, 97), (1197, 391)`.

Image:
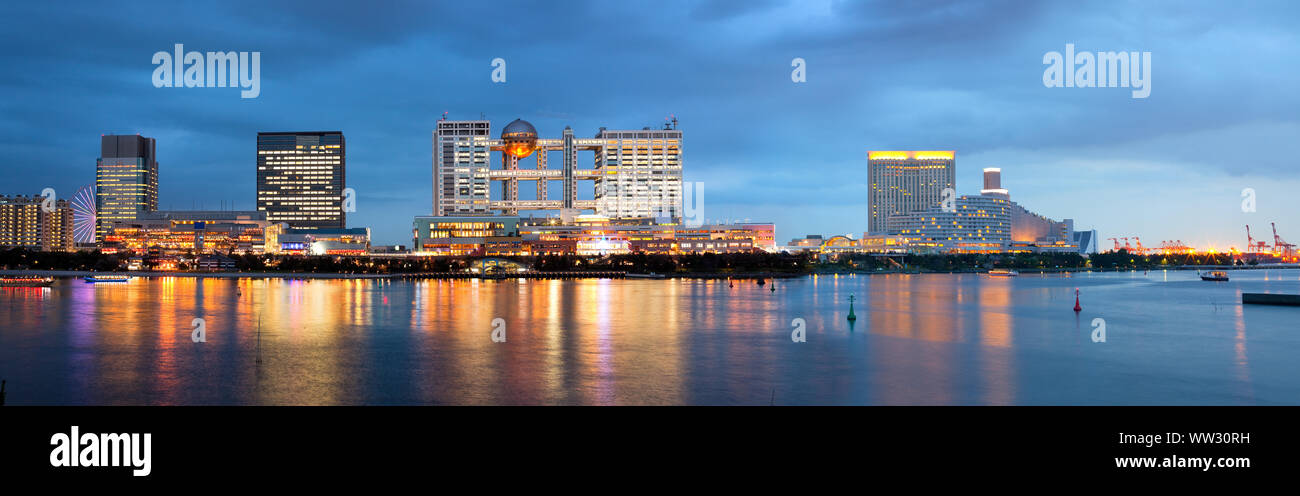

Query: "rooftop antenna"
(441, 111), (448, 121)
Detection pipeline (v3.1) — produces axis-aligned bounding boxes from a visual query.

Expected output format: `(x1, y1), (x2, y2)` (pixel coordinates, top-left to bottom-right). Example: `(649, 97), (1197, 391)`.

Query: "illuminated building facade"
(412, 214), (771, 256)
(0, 194), (74, 252)
(96, 134), (158, 241)
(593, 127), (683, 219)
(433, 120), (492, 215)
(736, 223), (776, 251)
(257, 131), (346, 229)
(885, 168), (1079, 253)
(889, 195), (1013, 253)
(867, 151), (955, 234)
(104, 210), (280, 255)
(412, 215), (520, 255)
(275, 228), (370, 255)
(433, 117), (682, 220)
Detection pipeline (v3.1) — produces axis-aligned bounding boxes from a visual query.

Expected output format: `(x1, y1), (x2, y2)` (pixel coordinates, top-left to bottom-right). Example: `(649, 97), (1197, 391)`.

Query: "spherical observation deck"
(501, 119), (538, 159)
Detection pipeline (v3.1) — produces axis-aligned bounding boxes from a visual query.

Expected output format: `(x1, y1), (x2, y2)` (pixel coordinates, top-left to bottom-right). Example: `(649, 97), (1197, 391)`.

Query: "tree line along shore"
(0, 247), (1251, 277)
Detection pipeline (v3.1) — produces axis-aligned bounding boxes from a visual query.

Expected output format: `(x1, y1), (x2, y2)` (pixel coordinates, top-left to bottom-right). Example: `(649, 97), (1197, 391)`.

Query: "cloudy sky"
(2, 0), (1296, 248)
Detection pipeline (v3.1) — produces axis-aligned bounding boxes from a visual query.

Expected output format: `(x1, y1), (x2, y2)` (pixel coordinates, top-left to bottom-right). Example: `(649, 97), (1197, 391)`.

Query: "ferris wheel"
(72, 184), (96, 243)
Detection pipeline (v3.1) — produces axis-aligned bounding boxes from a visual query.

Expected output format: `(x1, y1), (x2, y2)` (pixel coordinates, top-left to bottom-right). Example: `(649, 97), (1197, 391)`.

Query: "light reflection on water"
(1, 269), (1298, 405)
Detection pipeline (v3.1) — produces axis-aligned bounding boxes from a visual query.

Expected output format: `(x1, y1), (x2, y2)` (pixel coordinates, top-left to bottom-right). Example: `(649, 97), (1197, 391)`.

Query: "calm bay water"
(2, 270), (1298, 405)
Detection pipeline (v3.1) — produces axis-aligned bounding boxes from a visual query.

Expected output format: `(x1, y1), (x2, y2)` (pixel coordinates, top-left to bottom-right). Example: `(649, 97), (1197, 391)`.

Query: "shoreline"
(0, 269), (809, 280)
(812, 264), (1300, 276)
(5, 265), (1296, 281)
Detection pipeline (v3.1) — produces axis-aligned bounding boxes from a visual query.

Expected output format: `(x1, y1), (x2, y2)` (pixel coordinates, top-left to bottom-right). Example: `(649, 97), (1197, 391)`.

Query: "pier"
(1242, 293), (1300, 306)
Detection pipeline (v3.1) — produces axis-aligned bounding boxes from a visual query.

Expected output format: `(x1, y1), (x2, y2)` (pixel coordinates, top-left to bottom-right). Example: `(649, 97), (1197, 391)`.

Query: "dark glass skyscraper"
(96, 134), (158, 241)
(256, 132), (346, 230)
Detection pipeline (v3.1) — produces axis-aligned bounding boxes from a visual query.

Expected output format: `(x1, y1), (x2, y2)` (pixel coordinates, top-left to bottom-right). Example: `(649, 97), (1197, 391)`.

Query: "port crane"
(1158, 240), (1193, 255)
(1246, 225), (1270, 254)
(1273, 223), (1296, 259)
(1107, 236), (1147, 254)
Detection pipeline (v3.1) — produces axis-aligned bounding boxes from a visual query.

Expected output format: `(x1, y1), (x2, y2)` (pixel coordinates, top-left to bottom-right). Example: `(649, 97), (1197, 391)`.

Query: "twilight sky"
(2, 0), (1297, 248)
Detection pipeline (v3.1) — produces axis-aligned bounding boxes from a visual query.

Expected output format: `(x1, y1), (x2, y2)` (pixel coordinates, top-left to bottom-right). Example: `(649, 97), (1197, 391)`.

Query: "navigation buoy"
(1073, 289), (1082, 312)
(847, 294), (858, 321)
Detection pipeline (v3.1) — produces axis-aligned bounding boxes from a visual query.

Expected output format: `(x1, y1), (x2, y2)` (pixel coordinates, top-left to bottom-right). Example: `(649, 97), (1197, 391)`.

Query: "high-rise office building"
(96, 134), (158, 241)
(867, 151), (955, 234)
(256, 132), (346, 230)
(593, 127), (683, 219)
(433, 120), (492, 216)
(431, 117), (682, 220)
(0, 194), (75, 252)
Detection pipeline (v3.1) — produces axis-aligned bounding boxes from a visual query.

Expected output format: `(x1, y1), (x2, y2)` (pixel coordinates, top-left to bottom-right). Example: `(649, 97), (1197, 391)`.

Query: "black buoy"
(757, 279), (765, 286)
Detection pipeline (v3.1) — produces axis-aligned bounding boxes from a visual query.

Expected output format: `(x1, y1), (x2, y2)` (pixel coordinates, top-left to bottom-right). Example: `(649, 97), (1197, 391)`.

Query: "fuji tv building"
(415, 117), (776, 255)
(432, 117), (683, 219)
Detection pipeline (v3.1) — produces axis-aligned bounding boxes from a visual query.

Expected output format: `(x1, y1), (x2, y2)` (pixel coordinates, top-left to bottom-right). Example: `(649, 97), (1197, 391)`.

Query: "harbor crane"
(1246, 225), (1270, 253)
(1273, 223), (1296, 258)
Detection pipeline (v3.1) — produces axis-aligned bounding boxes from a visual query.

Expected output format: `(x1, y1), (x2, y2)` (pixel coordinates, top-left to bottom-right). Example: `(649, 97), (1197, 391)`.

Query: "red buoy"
(1073, 289), (1082, 312)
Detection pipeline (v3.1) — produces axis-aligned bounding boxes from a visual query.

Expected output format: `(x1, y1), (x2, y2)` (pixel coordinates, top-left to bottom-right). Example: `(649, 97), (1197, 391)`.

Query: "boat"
(1200, 270), (1229, 282)
(988, 269), (1019, 277)
(0, 276), (54, 287)
(626, 272), (666, 279)
(84, 275), (131, 283)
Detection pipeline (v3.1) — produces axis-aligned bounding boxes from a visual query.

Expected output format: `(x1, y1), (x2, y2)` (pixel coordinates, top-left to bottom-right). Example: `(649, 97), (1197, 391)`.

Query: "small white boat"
(1200, 271), (1229, 282)
(988, 269), (1019, 277)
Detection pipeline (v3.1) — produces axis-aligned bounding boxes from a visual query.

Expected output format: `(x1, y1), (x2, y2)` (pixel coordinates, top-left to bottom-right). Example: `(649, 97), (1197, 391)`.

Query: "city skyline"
(2, 1), (1298, 248)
